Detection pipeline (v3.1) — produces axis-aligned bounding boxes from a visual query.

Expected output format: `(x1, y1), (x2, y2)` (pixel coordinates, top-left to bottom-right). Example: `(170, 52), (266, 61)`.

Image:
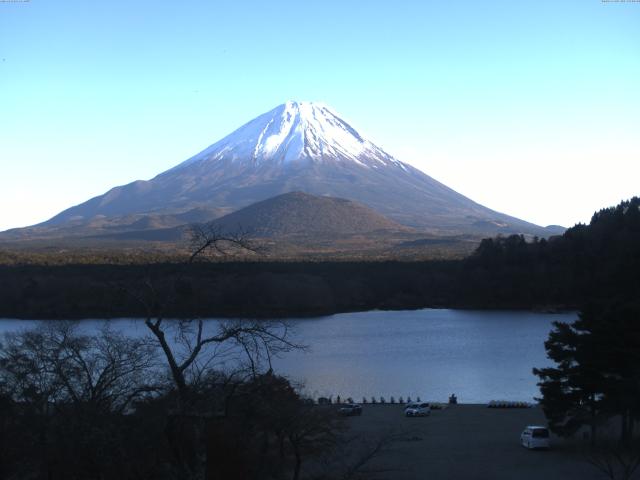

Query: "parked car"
(338, 403), (362, 416)
(404, 403), (431, 417)
(520, 426), (550, 449)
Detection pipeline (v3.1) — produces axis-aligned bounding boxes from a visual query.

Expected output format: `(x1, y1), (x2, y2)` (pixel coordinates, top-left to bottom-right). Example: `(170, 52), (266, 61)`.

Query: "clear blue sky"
(1, 0), (639, 231)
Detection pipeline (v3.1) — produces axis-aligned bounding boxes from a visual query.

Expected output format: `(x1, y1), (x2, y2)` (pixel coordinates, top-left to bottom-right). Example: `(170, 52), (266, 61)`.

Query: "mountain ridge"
(13, 101), (562, 238)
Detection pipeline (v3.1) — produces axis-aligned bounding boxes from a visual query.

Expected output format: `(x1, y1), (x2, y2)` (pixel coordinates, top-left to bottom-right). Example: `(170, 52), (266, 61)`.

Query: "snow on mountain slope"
(171, 101), (410, 172)
(36, 101), (554, 236)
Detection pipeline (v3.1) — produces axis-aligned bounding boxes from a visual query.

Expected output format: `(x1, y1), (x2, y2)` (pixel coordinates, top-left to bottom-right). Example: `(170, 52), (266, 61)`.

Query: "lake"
(0, 309), (575, 403)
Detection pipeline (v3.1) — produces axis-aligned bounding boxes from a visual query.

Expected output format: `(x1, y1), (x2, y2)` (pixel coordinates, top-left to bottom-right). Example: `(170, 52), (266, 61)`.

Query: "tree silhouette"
(534, 302), (640, 444)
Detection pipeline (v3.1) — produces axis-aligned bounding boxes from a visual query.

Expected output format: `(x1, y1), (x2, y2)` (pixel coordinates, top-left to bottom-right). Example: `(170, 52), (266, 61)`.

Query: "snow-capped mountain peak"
(174, 101), (402, 170)
(36, 100), (553, 238)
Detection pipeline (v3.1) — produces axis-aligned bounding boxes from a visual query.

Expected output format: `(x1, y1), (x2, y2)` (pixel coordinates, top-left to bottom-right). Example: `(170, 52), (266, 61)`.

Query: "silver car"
(404, 402), (431, 417)
(338, 403), (363, 416)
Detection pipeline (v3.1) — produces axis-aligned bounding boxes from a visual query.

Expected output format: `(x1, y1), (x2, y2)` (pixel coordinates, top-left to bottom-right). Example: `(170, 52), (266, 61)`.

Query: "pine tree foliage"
(534, 303), (640, 443)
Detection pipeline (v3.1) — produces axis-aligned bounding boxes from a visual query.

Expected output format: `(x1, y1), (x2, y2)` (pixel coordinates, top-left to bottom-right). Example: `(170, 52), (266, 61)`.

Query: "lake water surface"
(0, 309), (575, 403)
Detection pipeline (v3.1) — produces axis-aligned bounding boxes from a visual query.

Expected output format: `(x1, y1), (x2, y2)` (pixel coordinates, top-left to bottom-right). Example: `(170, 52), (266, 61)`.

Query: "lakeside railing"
(314, 395), (534, 407)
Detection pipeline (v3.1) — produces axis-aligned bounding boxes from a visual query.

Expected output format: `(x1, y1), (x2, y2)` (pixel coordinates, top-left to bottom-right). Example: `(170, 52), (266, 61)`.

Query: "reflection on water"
(274, 309), (574, 403)
(0, 309), (575, 403)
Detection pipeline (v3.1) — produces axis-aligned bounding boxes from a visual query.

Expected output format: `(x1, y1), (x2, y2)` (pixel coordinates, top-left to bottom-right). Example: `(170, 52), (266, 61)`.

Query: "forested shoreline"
(1, 197), (637, 320)
(0, 258), (574, 320)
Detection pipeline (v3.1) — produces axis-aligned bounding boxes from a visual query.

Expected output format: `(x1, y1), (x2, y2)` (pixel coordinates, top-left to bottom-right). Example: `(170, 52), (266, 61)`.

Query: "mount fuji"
(21, 101), (559, 238)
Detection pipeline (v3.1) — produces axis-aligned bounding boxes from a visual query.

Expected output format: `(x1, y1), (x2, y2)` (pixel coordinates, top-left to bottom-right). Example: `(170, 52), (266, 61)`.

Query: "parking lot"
(344, 404), (604, 480)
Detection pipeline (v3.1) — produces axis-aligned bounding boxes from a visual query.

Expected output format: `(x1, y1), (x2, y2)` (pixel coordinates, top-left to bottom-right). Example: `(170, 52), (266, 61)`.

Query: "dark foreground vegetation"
(1, 197), (639, 318)
(0, 322), (395, 480)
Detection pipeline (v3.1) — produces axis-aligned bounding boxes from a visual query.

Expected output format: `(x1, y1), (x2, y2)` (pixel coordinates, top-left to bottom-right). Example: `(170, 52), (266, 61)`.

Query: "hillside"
(210, 191), (410, 237)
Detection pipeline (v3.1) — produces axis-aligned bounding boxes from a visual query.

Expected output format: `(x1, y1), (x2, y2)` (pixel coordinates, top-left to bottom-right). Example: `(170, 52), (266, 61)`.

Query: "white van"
(520, 426), (550, 449)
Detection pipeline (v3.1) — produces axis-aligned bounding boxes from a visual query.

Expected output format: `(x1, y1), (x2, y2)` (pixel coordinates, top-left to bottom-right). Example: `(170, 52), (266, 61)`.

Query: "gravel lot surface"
(343, 404), (602, 480)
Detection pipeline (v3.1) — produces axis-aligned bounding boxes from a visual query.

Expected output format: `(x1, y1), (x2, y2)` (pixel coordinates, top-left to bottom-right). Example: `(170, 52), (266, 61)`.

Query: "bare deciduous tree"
(145, 315), (301, 405)
(187, 223), (258, 262)
(0, 322), (158, 413)
(586, 440), (640, 480)
(122, 221), (302, 408)
(0, 322), (161, 480)
(312, 428), (401, 480)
